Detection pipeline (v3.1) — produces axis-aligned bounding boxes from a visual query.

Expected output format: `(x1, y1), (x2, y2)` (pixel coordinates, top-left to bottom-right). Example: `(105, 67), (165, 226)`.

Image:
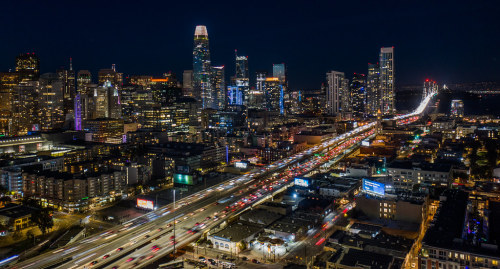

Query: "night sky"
(1, 0), (499, 89)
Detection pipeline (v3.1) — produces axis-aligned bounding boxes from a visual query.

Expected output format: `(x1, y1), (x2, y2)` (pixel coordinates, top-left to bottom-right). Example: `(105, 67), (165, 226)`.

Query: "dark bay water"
(396, 91), (500, 116)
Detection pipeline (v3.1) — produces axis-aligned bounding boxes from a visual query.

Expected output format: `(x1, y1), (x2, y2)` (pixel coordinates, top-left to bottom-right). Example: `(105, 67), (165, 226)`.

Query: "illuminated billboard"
(174, 173), (194, 185)
(362, 179), (385, 196)
(294, 178), (309, 187)
(137, 198), (154, 210)
(235, 161), (248, 169)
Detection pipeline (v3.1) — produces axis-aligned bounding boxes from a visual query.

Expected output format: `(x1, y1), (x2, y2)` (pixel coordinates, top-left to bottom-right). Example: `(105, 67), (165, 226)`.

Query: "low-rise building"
(419, 189), (500, 269)
(207, 223), (261, 254)
(0, 203), (36, 232)
(387, 160), (452, 191)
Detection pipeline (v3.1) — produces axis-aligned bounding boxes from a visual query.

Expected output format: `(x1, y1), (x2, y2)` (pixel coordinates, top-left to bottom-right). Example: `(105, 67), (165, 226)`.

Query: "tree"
(23, 198), (54, 234)
(237, 240), (247, 251)
(31, 207), (54, 234)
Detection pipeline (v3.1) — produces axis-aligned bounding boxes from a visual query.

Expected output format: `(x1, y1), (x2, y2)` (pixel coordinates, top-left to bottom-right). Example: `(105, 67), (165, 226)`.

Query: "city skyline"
(0, 1), (499, 89)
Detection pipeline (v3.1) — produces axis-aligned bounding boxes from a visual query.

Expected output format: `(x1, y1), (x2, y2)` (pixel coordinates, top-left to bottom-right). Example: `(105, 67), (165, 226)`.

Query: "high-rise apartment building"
(326, 71), (347, 116)
(15, 53), (40, 82)
(366, 63), (380, 116)
(211, 66), (225, 110)
(350, 73), (366, 117)
(264, 77), (284, 114)
(379, 47), (395, 114)
(193, 25), (213, 109)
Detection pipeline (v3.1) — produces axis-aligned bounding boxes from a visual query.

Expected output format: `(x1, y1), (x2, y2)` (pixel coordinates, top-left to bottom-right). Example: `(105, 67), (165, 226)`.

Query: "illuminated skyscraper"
(450, 100), (464, 118)
(350, 73), (366, 117)
(0, 72), (20, 135)
(379, 47), (395, 114)
(77, 70), (92, 93)
(227, 86), (243, 106)
(234, 51), (249, 106)
(15, 53), (40, 81)
(249, 71), (266, 108)
(366, 63), (380, 116)
(93, 81), (121, 119)
(272, 63), (287, 86)
(13, 81), (40, 134)
(193, 25), (213, 109)
(39, 73), (64, 131)
(98, 67), (123, 88)
(326, 71), (347, 116)
(264, 77), (283, 113)
(211, 66), (225, 110)
(57, 58), (76, 116)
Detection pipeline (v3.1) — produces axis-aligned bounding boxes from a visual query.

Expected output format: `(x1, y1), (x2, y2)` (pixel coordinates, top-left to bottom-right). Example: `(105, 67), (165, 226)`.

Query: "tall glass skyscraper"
(350, 73), (366, 117)
(366, 63), (380, 116)
(272, 63), (286, 86)
(193, 25), (213, 109)
(379, 47), (395, 114)
(234, 51), (249, 106)
(212, 66), (225, 110)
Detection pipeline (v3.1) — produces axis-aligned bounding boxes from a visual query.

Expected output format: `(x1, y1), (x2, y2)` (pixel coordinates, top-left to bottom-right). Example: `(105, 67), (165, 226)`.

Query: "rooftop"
(210, 223), (261, 243)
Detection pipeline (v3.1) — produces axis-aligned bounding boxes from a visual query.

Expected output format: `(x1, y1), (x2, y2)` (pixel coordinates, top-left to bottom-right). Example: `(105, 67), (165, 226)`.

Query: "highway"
(9, 92), (437, 269)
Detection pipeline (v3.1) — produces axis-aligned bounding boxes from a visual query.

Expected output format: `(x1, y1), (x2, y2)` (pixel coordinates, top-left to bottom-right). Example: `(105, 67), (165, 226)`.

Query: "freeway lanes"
(10, 93), (436, 269)
(95, 127), (377, 269)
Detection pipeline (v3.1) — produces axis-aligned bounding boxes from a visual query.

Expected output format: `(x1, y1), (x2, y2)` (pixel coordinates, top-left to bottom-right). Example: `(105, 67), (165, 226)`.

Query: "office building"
(450, 99), (464, 118)
(39, 73), (64, 131)
(273, 63), (287, 86)
(193, 25), (213, 109)
(84, 118), (124, 143)
(227, 86), (243, 106)
(379, 47), (395, 114)
(249, 71), (267, 108)
(182, 70), (193, 97)
(77, 70), (92, 94)
(92, 81), (122, 119)
(15, 53), (40, 81)
(0, 72), (20, 135)
(234, 52), (249, 106)
(366, 63), (381, 116)
(98, 67), (123, 89)
(12, 81), (40, 135)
